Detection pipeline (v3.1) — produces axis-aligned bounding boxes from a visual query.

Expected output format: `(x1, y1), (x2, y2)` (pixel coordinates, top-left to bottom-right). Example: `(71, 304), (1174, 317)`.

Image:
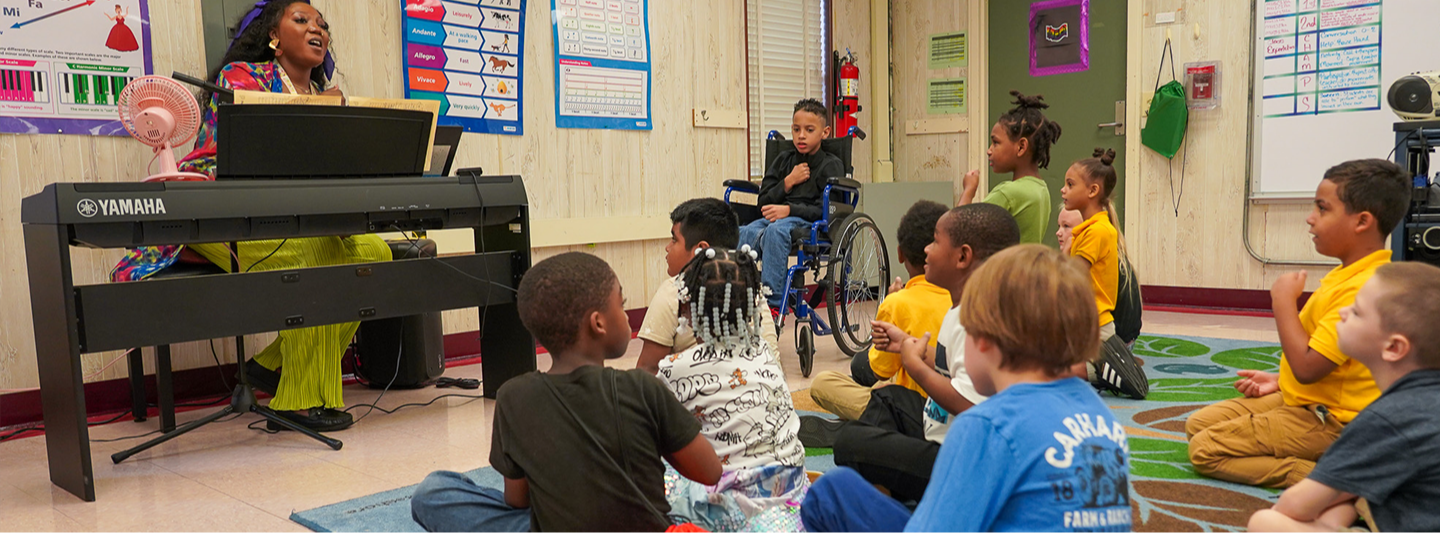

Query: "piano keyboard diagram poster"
(403, 0), (525, 136)
(0, 0), (152, 135)
(551, 0), (652, 130)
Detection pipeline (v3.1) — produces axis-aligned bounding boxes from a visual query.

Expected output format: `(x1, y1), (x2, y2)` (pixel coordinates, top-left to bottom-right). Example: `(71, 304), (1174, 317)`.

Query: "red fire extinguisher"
(835, 49), (862, 138)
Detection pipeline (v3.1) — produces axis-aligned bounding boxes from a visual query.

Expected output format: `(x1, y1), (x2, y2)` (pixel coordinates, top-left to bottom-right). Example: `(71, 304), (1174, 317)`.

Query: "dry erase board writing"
(1250, 0), (1440, 197)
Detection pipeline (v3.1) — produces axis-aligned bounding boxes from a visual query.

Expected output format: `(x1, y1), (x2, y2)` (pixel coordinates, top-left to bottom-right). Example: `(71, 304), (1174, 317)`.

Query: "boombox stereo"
(1389, 72), (1440, 121)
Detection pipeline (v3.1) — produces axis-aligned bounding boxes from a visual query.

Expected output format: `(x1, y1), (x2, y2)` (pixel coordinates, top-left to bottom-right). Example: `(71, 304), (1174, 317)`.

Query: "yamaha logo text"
(77, 198), (167, 218)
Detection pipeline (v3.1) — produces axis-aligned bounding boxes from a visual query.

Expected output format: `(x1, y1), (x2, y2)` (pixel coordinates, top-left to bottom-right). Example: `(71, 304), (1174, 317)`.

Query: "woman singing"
(111, 0), (389, 432)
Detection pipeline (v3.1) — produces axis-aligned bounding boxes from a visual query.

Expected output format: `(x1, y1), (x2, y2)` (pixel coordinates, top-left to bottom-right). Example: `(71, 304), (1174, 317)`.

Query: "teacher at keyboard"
(110, 0), (389, 432)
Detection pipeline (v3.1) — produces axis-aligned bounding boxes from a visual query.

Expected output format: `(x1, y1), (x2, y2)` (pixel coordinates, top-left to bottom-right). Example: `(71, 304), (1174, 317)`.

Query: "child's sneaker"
(1092, 335), (1148, 399)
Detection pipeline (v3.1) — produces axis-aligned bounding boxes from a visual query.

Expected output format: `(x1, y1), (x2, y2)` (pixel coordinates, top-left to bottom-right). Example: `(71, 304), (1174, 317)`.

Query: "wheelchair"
(723, 130), (890, 377)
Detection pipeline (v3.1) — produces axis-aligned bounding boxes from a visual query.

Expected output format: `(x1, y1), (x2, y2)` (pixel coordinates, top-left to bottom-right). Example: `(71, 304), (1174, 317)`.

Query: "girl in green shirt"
(958, 91), (1062, 244)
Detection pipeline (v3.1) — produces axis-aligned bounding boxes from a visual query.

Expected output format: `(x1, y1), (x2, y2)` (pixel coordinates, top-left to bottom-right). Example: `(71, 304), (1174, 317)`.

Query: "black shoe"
(267, 408), (353, 432)
(798, 415), (846, 448)
(237, 359), (281, 396)
(1092, 335), (1148, 400)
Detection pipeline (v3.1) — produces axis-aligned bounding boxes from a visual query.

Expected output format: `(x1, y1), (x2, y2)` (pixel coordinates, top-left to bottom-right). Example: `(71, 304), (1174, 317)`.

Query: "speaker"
(355, 312), (445, 389)
(1389, 72), (1440, 121)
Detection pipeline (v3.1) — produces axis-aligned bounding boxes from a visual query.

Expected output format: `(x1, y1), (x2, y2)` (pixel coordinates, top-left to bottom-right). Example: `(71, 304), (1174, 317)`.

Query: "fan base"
(144, 172), (211, 182)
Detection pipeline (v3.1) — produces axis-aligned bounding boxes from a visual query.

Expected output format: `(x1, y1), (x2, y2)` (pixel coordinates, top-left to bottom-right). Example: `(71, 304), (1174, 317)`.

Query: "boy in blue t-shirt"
(801, 244), (1133, 532)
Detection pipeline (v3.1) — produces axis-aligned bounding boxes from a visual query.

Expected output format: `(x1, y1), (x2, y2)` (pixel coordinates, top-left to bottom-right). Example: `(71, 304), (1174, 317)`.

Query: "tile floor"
(0, 310), (1277, 531)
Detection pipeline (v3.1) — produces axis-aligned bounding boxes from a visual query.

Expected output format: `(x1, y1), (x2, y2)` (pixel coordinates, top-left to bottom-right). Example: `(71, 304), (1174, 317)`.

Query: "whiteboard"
(1250, 0), (1440, 197)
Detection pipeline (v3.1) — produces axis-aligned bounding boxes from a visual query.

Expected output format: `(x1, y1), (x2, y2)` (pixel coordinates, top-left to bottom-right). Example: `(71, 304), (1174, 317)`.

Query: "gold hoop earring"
(269, 39), (279, 50)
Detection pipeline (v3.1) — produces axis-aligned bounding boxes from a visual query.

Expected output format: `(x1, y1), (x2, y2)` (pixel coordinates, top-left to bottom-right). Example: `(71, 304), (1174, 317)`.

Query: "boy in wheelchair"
(739, 98), (846, 314)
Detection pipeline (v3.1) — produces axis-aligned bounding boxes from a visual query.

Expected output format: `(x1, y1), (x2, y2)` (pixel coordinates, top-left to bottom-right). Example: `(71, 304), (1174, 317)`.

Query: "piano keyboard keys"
(58, 72), (134, 106)
(0, 69), (48, 103)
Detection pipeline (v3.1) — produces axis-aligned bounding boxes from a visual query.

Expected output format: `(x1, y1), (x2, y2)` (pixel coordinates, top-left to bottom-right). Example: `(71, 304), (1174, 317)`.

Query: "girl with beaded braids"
(659, 245), (809, 532)
(959, 91), (1064, 244)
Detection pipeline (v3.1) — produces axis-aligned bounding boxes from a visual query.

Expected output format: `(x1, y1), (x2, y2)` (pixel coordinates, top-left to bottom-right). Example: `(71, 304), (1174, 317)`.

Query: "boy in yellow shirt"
(1186, 159), (1411, 488)
(807, 200), (951, 422)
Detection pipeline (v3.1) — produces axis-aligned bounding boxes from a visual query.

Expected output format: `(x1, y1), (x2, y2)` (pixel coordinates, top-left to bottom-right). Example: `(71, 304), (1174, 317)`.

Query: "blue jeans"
(801, 467), (912, 532)
(739, 216), (808, 308)
(411, 471), (531, 532)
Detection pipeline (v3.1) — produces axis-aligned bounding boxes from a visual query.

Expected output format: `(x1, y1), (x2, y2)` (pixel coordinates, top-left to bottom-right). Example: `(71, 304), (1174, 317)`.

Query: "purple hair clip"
(232, 0), (335, 80)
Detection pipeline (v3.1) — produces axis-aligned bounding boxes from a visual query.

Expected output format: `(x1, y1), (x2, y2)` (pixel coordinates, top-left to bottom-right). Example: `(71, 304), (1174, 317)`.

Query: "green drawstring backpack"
(1142, 39), (1188, 159)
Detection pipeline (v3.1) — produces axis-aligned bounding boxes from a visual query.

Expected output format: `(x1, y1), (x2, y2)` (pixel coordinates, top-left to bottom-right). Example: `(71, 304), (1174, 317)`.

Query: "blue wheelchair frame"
(724, 129), (863, 337)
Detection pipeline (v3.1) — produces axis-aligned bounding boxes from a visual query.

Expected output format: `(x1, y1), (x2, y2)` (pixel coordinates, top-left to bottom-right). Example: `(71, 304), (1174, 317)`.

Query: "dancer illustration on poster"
(104, 4), (139, 52)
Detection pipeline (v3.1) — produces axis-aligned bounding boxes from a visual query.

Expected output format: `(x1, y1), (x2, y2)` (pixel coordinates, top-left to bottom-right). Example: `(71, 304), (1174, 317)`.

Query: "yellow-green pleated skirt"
(190, 235), (392, 411)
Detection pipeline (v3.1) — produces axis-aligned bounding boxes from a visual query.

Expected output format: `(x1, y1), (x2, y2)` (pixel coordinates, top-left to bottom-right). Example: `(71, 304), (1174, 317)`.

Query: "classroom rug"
(1107, 334), (1285, 532)
(289, 411), (840, 532)
(292, 335), (1281, 532)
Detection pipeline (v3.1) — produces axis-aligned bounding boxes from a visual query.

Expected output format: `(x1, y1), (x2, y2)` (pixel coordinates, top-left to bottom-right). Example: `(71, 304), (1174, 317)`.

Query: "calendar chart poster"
(551, 0), (652, 130)
(403, 0), (526, 136)
(0, 0), (154, 135)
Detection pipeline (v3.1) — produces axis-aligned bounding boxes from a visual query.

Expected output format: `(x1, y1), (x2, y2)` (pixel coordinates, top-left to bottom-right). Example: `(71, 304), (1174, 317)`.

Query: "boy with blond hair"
(801, 245), (1132, 532)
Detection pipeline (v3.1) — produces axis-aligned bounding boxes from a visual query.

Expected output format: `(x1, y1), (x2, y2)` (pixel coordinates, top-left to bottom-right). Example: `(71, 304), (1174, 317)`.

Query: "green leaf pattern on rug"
(1109, 335), (1287, 531)
(1133, 336), (1211, 359)
(1211, 346), (1283, 372)
(1146, 377), (1247, 402)
(1129, 437), (1203, 481)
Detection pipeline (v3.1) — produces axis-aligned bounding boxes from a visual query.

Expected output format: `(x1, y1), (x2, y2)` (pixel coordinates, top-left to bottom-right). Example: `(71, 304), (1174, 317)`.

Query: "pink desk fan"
(118, 75), (210, 182)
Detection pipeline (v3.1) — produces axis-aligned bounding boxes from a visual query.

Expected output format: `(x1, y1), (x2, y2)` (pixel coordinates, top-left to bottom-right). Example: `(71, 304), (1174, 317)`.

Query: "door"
(987, 0), (1127, 248)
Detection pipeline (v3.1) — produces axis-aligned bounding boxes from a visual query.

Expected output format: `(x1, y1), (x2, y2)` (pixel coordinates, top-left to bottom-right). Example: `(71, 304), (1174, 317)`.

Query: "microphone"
(171, 71), (234, 103)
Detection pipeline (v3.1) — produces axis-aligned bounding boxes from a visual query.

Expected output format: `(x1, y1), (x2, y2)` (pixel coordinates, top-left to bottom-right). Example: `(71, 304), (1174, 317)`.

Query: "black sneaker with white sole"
(797, 415), (847, 448)
(1093, 334), (1148, 400)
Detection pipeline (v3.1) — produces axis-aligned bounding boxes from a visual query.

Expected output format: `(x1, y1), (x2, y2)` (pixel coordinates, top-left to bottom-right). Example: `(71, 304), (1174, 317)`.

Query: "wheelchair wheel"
(826, 213), (891, 357)
(796, 324), (815, 378)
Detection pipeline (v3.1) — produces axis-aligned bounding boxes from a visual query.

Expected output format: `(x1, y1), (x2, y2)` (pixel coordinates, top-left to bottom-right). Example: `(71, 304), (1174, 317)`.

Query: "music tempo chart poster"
(402, 0), (525, 136)
(0, 0), (153, 135)
(551, 0), (652, 130)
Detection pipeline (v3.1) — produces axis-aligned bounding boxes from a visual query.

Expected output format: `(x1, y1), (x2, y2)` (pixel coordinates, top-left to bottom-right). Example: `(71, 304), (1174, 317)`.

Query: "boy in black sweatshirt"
(740, 98), (845, 311)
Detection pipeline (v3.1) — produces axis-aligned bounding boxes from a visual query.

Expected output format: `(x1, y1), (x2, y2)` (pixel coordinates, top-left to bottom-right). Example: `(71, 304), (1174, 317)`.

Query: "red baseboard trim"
(1141, 285), (1310, 316)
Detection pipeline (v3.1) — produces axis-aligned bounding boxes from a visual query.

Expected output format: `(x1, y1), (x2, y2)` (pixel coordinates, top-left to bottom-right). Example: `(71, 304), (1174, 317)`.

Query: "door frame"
(967, 0), (1144, 238)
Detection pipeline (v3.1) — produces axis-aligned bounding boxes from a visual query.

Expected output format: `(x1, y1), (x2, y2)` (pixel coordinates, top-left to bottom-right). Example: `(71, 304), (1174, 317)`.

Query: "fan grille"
(117, 76), (202, 148)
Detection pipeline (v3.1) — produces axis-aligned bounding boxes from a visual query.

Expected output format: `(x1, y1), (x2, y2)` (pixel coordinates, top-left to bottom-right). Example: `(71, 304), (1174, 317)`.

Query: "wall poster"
(0, 0), (154, 135)
(1029, 0), (1089, 77)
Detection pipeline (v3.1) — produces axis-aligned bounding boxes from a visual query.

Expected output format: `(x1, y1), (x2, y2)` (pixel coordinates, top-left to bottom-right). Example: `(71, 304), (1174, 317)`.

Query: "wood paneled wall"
(0, 0), (747, 391)
(833, 0), (873, 183)
(892, 0), (968, 192)
(1127, 0), (1333, 294)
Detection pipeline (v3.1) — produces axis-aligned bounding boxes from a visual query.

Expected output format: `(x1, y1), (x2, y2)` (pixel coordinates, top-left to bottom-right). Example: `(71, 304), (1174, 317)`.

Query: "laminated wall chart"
(403, 0), (525, 135)
(551, 0), (652, 130)
(1250, 0), (1440, 195)
(1260, 0), (1382, 117)
(0, 0), (153, 135)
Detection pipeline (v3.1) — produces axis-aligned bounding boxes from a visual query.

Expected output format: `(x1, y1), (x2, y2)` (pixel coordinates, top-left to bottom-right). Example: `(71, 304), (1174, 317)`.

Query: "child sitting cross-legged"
(658, 245), (808, 531)
(1187, 159), (1411, 489)
(806, 199), (952, 424)
(1248, 261), (1440, 532)
(410, 252), (722, 532)
(825, 203), (1020, 504)
(801, 244), (1133, 532)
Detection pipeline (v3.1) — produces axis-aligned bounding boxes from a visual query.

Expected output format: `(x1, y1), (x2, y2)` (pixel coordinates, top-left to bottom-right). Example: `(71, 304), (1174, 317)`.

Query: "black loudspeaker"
(355, 312), (445, 389)
(355, 238), (446, 388)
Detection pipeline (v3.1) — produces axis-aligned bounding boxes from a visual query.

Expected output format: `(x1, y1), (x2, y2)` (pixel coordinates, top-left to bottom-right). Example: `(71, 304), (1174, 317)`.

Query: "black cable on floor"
(0, 410), (136, 443)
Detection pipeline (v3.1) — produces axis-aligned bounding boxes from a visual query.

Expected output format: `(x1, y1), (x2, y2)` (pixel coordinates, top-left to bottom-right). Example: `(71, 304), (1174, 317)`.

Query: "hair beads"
(676, 246), (766, 351)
